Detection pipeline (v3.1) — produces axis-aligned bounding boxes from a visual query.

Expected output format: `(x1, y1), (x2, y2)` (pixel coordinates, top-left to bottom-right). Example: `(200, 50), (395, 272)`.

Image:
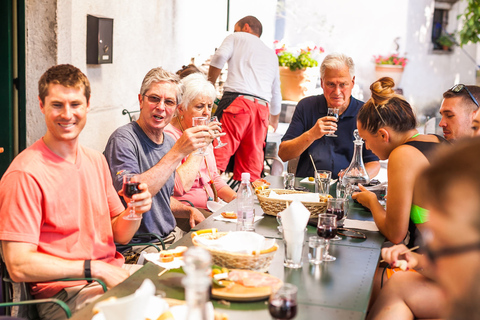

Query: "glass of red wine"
(325, 108), (339, 137)
(122, 173), (142, 220)
(326, 198), (347, 240)
(317, 213), (337, 261)
(268, 283), (298, 320)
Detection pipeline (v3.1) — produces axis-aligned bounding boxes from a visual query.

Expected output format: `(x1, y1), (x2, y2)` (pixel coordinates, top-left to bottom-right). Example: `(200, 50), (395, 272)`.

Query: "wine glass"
(210, 116), (227, 149)
(326, 198), (347, 240)
(192, 116), (208, 155)
(325, 108), (339, 137)
(317, 213), (337, 261)
(268, 283), (298, 320)
(122, 173), (142, 220)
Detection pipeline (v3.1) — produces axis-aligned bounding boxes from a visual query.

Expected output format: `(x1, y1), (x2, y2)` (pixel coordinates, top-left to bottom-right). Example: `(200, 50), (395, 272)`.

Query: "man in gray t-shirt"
(104, 67), (209, 243)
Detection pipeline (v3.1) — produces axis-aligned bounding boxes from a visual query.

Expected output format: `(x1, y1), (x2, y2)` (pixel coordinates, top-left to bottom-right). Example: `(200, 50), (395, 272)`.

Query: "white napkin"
(193, 231), (276, 254)
(213, 215), (264, 223)
(268, 190), (320, 202)
(280, 201), (310, 263)
(343, 219), (379, 232)
(206, 199), (227, 213)
(140, 252), (185, 269)
(94, 279), (169, 320)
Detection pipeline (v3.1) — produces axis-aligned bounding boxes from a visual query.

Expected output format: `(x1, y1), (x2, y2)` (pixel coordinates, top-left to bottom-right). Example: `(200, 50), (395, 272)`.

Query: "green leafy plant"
(274, 41), (324, 71)
(436, 32), (455, 48)
(457, 0), (480, 46)
(373, 53), (408, 67)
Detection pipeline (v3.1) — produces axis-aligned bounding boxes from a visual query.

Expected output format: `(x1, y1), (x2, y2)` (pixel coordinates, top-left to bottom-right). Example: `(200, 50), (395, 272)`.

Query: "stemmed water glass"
(325, 108), (339, 137)
(210, 116), (227, 149)
(122, 173), (142, 220)
(268, 283), (298, 320)
(317, 213), (337, 261)
(192, 116), (208, 155)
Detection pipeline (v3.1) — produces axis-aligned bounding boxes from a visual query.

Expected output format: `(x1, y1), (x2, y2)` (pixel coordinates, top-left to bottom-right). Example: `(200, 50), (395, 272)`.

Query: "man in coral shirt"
(0, 64), (152, 319)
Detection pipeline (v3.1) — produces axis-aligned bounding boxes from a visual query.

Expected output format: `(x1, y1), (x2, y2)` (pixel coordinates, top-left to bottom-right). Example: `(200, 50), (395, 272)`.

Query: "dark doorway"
(0, 0), (26, 177)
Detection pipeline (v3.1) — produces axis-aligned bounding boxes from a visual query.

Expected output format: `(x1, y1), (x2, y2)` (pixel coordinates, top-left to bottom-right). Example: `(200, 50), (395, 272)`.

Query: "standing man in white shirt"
(208, 15), (282, 182)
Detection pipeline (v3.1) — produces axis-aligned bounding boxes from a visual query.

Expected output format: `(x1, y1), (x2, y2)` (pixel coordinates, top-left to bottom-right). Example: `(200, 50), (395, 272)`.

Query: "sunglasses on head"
(425, 241), (480, 263)
(450, 84), (479, 108)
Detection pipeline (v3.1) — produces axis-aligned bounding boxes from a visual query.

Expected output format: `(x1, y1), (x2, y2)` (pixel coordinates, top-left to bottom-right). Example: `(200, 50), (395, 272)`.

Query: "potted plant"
(373, 53), (408, 88)
(274, 41), (324, 101)
(436, 32), (455, 50)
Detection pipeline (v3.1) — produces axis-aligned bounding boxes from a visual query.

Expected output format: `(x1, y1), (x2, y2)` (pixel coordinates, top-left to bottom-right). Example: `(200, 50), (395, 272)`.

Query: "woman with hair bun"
(353, 77), (448, 246)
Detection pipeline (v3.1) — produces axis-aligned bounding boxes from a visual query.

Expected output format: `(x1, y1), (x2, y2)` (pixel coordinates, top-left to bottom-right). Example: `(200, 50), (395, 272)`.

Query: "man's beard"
(448, 271), (480, 320)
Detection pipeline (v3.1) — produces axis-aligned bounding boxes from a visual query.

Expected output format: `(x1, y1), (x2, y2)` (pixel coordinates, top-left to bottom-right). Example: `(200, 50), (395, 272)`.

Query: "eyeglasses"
(450, 84), (479, 108)
(143, 94), (177, 108)
(425, 241), (480, 263)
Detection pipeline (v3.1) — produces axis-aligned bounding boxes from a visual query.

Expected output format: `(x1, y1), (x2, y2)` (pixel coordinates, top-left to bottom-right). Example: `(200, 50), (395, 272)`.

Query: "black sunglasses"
(450, 84), (479, 108)
(425, 241), (480, 263)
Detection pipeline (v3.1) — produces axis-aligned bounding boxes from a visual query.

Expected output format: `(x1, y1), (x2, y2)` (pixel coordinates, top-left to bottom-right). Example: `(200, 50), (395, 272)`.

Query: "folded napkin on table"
(343, 219), (379, 232)
(280, 201), (310, 262)
(193, 231), (276, 254)
(268, 190), (320, 202)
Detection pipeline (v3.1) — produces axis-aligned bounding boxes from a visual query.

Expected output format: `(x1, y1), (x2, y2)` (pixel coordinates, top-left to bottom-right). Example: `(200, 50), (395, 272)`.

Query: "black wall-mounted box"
(86, 14), (113, 64)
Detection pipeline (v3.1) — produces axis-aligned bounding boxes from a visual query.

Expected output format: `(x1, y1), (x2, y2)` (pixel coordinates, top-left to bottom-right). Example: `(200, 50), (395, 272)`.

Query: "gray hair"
(180, 73), (217, 111)
(139, 67), (184, 105)
(320, 53), (355, 80)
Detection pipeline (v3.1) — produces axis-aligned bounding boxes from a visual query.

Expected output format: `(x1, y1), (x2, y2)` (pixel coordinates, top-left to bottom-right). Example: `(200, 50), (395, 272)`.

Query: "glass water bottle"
(342, 129), (370, 188)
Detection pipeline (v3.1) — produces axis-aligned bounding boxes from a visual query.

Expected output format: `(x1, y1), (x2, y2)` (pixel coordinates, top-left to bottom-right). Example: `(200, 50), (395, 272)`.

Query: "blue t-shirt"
(281, 95), (379, 179)
(104, 122), (176, 237)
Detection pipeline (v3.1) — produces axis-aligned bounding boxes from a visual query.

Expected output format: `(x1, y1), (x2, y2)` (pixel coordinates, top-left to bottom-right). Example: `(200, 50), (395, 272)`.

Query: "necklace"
(176, 116), (218, 202)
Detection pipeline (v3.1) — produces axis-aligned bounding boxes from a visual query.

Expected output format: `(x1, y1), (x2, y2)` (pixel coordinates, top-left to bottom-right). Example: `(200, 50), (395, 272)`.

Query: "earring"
(180, 115), (184, 121)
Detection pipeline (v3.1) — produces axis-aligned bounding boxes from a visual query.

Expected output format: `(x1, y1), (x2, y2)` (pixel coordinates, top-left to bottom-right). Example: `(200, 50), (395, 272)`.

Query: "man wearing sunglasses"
(368, 138), (480, 319)
(439, 84), (480, 141)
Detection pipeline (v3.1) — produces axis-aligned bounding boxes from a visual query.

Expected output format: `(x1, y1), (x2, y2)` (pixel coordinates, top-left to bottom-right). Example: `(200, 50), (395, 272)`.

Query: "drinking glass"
(210, 116), (227, 149)
(308, 236), (325, 265)
(268, 283), (298, 320)
(317, 214), (337, 261)
(283, 173), (295, 190)
(325, 108), (339, 137)
(315, 170), (331, 196)
(192, 116), (208, 155)
(122, 173), (142, 220)
(326, 198), (347, 240)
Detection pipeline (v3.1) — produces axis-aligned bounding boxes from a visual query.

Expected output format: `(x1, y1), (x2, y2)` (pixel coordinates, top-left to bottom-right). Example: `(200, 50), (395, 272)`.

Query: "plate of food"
(211, 267), (282, 301)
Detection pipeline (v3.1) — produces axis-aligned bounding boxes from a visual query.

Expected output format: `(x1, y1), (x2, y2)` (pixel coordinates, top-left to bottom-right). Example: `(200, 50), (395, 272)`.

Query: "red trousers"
(214, 96), (269, 181)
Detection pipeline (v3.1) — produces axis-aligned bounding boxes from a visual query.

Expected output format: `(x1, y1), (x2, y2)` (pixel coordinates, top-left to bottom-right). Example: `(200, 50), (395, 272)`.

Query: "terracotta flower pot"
(279, 66), (313, 102)
(375, 65), (404, 88)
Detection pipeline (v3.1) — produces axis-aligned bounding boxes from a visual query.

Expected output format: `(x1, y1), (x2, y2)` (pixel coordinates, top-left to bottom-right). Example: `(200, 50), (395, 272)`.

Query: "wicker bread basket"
(191, 230), (278, 272)
(256, 189), (329, 218)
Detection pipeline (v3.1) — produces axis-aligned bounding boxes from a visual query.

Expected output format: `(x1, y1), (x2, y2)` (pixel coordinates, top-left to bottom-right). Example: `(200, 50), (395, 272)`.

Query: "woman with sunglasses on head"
(164, 73), (236, 224)
(353, 77), (448, 248)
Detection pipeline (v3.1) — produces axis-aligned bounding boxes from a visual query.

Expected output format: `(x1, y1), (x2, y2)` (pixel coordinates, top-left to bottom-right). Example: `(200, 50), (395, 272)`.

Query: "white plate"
(207, 199), (227, 212)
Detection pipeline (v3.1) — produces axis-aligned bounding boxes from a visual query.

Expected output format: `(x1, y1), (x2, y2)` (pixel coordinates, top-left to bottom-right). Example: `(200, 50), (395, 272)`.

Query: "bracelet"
(84, 260), (93, 283)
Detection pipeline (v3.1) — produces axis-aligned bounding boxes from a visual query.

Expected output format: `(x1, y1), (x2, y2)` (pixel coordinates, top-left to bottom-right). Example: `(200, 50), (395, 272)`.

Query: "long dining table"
(70, 176), (385, 320)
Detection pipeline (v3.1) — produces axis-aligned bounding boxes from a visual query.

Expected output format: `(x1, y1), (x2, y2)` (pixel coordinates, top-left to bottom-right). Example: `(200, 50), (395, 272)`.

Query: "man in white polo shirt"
(208, 15), (281, 182)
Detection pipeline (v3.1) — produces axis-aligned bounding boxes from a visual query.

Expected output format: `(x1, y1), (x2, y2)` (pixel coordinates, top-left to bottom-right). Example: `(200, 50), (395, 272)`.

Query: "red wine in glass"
(268, 298), (297, 320)
(123, 173), (142, 220)
(326, 208), (344, 221)
(317, 226), (337, 239)
(123, 182), (140, 198)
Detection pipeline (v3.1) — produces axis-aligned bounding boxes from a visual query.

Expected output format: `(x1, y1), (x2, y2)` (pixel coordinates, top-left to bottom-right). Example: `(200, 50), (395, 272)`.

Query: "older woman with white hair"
(165, 73), (237, 213)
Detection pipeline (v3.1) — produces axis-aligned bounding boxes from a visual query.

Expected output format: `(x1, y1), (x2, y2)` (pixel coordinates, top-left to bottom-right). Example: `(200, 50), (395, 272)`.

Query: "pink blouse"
(164, 124), (228, 209)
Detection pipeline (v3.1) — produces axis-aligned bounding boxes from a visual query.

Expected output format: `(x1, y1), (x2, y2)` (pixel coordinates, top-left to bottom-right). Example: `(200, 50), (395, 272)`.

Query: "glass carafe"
(342, 129), (370, 188)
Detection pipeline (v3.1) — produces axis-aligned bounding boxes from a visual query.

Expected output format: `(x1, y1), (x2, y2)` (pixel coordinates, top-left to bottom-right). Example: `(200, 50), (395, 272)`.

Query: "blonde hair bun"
(370, 77), (396, 106)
